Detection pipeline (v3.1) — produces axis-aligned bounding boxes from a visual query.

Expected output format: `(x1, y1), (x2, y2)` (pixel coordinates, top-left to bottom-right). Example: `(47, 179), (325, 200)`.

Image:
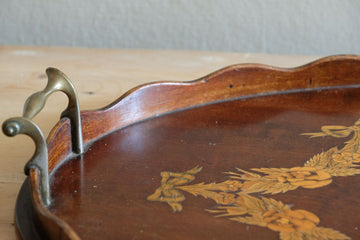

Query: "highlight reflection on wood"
(11, 55), (360, 240)
(148, 118), (360, 240)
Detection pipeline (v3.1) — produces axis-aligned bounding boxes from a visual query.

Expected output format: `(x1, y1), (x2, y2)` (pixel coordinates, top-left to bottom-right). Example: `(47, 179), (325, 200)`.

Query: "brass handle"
(23, 68), (83, 154)
(2, 117), (50, 205)
(2, 68), (83, 205)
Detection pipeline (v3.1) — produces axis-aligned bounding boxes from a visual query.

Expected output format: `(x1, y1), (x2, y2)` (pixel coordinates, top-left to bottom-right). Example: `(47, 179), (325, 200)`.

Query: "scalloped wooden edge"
(18, 55), (360, 239)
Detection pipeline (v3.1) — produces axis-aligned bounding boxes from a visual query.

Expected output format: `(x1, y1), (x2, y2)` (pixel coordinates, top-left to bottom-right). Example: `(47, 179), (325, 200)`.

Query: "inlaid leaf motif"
(280, 232), (305, 240)
(147, 118), (360, 239)
(304, 148), (337, 168)
(206, 206), (248, 217)
(230, 215), (267, 227)
(261, 196), (288, 212)
(325, 167), (360, 177)
(240, 194), (267, 212)
(250, 168), (297, 175)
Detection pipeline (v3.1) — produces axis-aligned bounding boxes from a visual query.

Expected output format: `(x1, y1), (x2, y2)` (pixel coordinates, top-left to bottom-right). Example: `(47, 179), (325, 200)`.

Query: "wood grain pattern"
(47, 55), (360, 172)
(5, 48), (360, 239)
(14, 55), (358, 239)
(47, 87), (360, 240)
(3, 46), (313, 240)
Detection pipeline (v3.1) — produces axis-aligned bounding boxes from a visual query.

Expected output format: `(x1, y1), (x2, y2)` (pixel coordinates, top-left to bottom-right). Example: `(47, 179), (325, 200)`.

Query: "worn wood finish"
(10, 55), (360, 239)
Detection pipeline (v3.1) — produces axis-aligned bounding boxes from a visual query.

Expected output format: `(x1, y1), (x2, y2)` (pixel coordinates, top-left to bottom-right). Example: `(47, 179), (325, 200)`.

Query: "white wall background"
(1, 0), (359, 55)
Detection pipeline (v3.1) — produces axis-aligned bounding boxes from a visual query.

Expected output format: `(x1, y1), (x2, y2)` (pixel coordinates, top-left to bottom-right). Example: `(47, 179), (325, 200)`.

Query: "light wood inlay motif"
(148, 119), (360, 240)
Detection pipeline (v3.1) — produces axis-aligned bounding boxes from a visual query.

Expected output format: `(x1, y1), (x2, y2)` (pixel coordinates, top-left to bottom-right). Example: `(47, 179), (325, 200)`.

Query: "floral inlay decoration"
(147, 118), (360, 240)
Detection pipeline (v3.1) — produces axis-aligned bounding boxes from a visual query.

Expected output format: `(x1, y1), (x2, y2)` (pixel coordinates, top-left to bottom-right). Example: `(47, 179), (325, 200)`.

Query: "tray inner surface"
(49, 87), (360, 240)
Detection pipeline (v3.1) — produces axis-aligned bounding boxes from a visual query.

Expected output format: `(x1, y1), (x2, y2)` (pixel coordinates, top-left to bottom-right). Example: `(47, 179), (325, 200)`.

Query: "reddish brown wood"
(49, 89), (360, 240)
(46, 56), (360, 174)
(15, 56), (360, 239)
(47, 118), (72, 172)
(79, 55), (360, 143)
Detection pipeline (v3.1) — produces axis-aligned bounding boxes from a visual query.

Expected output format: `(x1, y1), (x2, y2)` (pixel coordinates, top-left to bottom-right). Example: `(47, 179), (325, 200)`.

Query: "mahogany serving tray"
(3, 56), (360, 240)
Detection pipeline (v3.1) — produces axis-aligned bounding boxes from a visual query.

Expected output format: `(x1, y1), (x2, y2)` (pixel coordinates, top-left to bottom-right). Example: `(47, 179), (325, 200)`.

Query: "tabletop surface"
(0, 45), (319, 239)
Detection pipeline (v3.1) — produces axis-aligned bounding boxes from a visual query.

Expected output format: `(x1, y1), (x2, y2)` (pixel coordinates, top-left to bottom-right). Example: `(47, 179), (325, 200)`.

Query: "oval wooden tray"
(5, 56), (360, 240)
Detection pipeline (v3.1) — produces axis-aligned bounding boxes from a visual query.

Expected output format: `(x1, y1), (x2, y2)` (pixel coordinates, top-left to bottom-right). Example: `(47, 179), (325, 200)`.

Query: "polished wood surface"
(0, 45), (323, 239)
(49, 88), (360, 239)
(12, 55), (360, 239)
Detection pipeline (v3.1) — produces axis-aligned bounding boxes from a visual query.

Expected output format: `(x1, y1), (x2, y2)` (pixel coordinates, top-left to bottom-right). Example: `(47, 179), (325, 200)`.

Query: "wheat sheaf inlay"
(148, 118), (360, 240)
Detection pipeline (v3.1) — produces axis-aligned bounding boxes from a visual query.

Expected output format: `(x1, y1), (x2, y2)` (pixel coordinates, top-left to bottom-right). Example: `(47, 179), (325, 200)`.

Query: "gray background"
(1, 0), (359, 55)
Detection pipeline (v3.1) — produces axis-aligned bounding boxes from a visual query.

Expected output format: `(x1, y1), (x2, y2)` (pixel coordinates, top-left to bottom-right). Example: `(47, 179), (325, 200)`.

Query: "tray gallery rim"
(3, 55), (360, 240)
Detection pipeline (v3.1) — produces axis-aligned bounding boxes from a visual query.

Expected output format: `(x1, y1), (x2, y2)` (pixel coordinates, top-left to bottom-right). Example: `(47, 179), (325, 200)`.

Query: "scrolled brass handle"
(23, 68), (83, 154)
(2, 117), (50, 205)
(2, 68), (83, 205)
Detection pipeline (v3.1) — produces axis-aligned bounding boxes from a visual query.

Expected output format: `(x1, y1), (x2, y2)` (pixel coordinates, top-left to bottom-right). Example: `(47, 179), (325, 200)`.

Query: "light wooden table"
(0, 45), (319, 239)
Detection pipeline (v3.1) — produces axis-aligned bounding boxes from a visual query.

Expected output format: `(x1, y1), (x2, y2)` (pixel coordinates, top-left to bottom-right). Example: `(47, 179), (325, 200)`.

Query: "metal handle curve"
(23, 68), (83, 153)
(2, 68), (84, 206)
(2, 117), (50, 205)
